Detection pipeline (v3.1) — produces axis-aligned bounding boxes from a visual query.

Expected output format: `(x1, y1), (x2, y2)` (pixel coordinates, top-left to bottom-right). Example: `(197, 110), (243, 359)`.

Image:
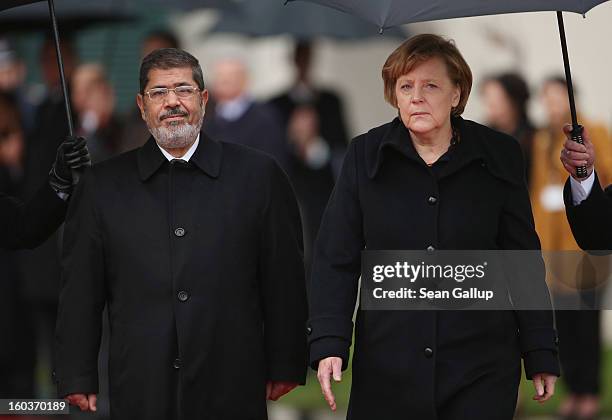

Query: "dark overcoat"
(55, 133), (307, 420)
(564, 172), (612, 251)
(0, 183), (66, 250)
(307, 117), (560, 420)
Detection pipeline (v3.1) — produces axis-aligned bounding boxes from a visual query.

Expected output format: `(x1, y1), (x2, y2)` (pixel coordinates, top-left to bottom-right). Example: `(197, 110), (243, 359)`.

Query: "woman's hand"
(532, 373), (557, 403)
(317, 356), (343, 411)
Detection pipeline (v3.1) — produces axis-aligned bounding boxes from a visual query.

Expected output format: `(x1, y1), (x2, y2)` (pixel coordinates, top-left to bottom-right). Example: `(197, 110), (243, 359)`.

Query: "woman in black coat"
(308, 34), (560, 420)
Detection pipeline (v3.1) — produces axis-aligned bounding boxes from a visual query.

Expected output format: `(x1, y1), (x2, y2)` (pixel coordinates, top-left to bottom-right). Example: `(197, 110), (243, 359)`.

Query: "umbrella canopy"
(288, 0), (609, 30)
(1, 0), (41, 11)
(133, 0), (239, 11)
(212, 0), (408, 40)
(0, 0), (135, 33)
(290, 0), (610, 178)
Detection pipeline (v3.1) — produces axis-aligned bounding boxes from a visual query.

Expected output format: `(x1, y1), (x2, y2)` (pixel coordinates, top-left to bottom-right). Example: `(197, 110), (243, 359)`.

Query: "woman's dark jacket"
(307, 117), (560, 418)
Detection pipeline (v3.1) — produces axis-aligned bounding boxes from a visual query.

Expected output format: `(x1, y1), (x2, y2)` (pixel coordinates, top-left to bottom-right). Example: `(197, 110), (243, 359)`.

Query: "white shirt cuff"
(569, 170), (596, 205)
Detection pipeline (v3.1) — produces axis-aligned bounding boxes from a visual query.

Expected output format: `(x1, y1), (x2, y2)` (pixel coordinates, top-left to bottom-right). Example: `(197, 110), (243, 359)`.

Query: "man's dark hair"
(144, 30), (180, 49)
(139, 48), (205, 94)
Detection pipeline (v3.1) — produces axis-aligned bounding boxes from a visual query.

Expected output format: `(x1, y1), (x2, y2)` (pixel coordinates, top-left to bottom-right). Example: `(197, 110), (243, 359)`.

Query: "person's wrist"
(49, 164), (73, 194)
(570, 165), (593, 181)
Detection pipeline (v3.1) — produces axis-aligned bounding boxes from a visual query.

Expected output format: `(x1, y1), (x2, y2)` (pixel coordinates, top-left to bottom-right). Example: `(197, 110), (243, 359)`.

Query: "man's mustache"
(160, 108), (188, 120)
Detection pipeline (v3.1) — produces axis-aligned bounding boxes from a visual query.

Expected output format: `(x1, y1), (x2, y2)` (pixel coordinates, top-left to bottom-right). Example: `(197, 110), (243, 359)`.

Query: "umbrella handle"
(570, 125), (589, 179)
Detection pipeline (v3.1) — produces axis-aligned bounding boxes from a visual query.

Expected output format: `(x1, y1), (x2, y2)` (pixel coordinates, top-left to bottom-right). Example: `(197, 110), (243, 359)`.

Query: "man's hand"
(65, 393), (97, 412)
(265, 381), (299, 401)
(317, 356), (342, 411)
(561, 124), (595, 180)
(532, 373), (557, 403)
(49, 136), (91, 194)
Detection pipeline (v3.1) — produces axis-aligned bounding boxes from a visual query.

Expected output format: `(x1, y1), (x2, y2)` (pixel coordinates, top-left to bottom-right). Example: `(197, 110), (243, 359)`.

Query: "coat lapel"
(137, 131), (223, 181)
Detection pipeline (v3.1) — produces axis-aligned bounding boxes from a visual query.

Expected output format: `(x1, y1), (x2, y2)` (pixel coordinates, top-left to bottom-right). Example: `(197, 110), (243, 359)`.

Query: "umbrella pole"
(47, 0), (74, 137)
(556, 11), (587, 178)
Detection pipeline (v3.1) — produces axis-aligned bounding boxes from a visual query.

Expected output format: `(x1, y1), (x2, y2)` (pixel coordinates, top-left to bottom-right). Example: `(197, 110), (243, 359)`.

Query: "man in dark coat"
(54, 48), (307, 420)
(560, 125), (612, 251)
(0, 136), (90, 250)
(205, 58), (289, 170)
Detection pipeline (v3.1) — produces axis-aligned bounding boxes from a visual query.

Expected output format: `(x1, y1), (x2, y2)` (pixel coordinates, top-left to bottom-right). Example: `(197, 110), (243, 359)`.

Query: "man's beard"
(148, 109), (204, 149)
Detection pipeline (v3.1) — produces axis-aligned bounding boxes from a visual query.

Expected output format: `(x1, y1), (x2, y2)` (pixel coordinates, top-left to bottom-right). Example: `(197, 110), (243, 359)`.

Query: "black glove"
(49, 136), (91, 195)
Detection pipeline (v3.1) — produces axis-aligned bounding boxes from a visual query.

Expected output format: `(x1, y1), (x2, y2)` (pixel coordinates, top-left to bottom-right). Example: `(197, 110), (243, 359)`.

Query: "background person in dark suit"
(561, 125), (612, 251)
(55, 48), (307, 420)
(0, 90), (89, 400)
(268, 40), (349, 281)
(308, 34), (559, 420)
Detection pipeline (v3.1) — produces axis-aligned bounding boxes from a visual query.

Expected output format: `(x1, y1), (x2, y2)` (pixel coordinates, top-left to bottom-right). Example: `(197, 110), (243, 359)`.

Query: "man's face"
(137, 66), (208, 149)
(211, 60), (247, 103)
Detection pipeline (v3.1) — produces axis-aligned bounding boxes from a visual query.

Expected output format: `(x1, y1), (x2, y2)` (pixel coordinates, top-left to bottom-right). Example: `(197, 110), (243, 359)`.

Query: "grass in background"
(278, 347), (612, 415)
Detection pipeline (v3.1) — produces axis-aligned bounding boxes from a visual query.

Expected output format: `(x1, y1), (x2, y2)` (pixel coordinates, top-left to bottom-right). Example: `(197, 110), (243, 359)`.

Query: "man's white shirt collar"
(157, 133), (200, 162)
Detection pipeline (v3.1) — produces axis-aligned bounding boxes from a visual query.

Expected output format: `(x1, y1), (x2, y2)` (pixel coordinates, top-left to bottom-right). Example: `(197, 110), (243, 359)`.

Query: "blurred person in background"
(560, 126), (612, 251)
(0, 39), (38, 134)
(269, 40), (349, 175)
(269, 40), (349, 280)
(18, 32), (78, 399)
(0, 91), (33, 399)
(480, 72), (535, 187)
(119, 30), (180, 153)
(72, 63), (122, 162)
(531, 75), (612, 420)
(0, 93), (90, 401)
(205, 57), (288, 169)
(0, 93), (24, 194)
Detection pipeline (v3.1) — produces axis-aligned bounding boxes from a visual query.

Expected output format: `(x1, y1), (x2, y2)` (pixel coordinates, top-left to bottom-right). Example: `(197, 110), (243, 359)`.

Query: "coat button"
(173, 358), (181, 369)
(174, 227), (186, 237)
(424, 347), (434, 358)
(426, 245), (435, 252)
(427, 196), (437, 205)
(177, 290), (189, 302)
(306, 326), (312, 335)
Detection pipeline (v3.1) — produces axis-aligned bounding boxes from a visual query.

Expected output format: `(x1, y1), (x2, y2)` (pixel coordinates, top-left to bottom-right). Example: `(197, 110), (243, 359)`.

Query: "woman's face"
(395, 57), (460, 137)
(481, 80), (516, 132)
(540, 82), (569, 126)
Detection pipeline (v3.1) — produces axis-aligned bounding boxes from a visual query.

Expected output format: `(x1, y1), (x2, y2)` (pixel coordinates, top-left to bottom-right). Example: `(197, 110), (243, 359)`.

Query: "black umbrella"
(288, 0), (611, 177)
(212, 0), (407, 40)
(0, 0), (135, 33)
(130, 0), (239, 11)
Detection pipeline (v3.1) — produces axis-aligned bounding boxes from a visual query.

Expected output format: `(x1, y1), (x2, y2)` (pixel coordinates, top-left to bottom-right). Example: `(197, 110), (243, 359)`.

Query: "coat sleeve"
(308, 140), (364, 371)
(54, 168), (106, 397)
(0, 182), (67, 250)
(564, 172), (612, 252)
(259, 160), (308, 384)
(497, 143), (560, 379)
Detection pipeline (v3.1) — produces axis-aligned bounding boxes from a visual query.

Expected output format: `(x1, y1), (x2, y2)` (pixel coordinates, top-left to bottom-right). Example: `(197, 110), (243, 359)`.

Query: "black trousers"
(555, 308), (601, 395)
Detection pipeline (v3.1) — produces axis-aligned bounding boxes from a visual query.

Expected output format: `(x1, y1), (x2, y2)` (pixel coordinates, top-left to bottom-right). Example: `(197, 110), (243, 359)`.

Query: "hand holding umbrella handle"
(570, 124), (588, 179)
